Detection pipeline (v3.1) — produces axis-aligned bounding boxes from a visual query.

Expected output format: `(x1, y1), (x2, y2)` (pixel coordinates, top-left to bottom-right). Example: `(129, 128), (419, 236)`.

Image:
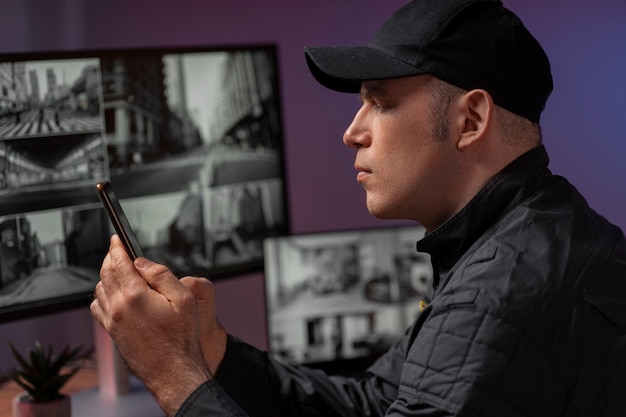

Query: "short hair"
(424, 76), (542, 146)
(494, 105), (543, 147)
(423, 77), (463, 141)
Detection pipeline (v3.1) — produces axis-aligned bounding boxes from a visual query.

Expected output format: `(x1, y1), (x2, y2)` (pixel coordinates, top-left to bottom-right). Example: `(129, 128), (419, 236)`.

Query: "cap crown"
(304, 0), (553, 122)
(369, 0), (552, 122)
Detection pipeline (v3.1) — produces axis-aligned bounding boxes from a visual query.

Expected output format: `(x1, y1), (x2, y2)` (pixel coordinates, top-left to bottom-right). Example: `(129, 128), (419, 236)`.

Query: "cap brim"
(304, 46), (427, 93)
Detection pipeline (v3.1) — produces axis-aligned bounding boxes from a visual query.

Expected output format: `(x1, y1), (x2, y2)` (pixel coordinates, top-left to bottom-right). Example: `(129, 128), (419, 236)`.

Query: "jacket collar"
(416, 145), (552, 288)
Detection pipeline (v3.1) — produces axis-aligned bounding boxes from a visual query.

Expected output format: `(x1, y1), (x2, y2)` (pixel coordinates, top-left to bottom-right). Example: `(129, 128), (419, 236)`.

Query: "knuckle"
(151, 263), (174, 278)
(99, 263), (111, 278)
(123, 288), (143, 306)
(109, 299), (127, 323)
(180, 290), (196, 305)
(111, 255), (127, 271)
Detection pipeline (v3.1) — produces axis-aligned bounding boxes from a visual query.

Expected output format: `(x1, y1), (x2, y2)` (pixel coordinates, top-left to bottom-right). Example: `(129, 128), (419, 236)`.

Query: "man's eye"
(373, 101), (389, 111)
(361, 96), (390, 111)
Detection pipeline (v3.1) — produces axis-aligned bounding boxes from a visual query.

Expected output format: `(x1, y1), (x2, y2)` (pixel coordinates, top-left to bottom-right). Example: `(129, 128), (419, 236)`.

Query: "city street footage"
(0, 46), (289, 310)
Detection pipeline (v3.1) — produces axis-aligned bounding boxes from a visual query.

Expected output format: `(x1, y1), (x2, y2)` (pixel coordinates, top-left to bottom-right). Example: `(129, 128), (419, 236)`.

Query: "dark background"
(1, 0), (624, 374)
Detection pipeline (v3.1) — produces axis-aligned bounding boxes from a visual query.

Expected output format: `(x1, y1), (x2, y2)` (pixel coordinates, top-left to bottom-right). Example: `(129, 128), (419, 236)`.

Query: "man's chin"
(366, 203), (395, 220)
(366, 200), (415, 221)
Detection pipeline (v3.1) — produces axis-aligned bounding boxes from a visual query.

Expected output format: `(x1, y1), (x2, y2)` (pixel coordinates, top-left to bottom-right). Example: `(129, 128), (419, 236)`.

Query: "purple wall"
(1, 0), (624, 373)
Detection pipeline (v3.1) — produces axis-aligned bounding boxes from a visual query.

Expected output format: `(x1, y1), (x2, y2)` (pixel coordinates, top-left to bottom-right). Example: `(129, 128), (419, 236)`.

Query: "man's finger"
(90, 290), (104, 327)
(179, 277), (215, 302)
(133, 257), (186, 301)
(103, 234), (144, 292)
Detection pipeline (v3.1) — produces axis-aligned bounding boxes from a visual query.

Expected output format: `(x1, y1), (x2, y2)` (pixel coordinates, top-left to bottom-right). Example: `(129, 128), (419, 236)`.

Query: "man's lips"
(355, 166), (372, 183)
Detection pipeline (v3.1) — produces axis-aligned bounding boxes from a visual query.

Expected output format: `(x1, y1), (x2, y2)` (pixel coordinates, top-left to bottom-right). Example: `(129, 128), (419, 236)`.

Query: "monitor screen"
(263, 225), (432, 371)
(0, 44), (289, 323)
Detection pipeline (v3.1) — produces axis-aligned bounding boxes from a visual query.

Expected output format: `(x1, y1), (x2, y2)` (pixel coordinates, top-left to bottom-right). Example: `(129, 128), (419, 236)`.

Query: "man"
(91, 0), (626, 416)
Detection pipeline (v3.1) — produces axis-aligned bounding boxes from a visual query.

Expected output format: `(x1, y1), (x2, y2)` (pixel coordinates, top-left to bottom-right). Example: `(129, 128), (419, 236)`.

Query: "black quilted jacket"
(177, 146), (626, 417)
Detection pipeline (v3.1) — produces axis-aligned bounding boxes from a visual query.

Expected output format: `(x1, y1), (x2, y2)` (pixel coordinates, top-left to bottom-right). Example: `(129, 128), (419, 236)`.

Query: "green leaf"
(8, 341), (84, 403)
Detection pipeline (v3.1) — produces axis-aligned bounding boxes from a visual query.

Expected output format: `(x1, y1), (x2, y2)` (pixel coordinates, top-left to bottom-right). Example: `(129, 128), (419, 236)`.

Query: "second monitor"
(263, 224), (432, 371)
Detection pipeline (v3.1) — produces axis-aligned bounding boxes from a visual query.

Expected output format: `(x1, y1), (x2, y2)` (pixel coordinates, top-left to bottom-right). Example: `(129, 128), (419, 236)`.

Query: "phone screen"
(95, 181), (145, 260)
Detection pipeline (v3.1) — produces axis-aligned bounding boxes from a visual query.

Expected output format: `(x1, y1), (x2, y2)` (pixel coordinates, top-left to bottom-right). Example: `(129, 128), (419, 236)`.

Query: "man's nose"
(343, 106), (370, 148)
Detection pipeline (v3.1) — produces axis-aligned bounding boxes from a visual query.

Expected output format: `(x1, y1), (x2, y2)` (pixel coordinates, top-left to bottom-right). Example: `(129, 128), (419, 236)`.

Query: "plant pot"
(12, 392), (71, 417)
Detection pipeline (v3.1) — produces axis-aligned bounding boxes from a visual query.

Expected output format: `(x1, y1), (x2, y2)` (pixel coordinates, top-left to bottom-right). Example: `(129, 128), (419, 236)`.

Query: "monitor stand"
(93, 318), (129, 398)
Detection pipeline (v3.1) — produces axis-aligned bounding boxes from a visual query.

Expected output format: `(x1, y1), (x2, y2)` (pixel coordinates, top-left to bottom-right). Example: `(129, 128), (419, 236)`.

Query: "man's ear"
(455, 89), (494, 150)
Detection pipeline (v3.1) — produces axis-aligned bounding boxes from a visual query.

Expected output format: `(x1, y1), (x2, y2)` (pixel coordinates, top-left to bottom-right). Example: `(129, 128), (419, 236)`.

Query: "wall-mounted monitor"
(263, 225), (431, 373)
(0, 44), (290, 323)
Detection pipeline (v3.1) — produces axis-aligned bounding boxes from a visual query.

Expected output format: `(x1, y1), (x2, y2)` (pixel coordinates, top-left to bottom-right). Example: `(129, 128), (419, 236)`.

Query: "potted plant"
(8, 341), (84, 417)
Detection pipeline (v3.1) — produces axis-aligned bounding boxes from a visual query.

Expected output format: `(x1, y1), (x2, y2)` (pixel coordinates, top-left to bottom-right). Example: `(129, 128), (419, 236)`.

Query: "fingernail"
(135, 257), (151, 268)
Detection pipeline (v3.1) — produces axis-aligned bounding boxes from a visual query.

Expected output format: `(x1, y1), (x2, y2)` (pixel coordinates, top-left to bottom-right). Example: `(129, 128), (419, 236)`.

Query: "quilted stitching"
(395, 308), (565, 417)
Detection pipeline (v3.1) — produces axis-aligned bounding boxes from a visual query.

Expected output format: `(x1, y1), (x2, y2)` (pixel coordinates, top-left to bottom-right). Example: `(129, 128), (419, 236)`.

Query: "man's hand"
(91, 235), (212, 416)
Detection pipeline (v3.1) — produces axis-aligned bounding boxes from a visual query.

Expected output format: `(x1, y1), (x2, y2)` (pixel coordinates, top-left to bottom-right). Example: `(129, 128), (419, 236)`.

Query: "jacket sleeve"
(211, 334), (402, 417)
(173, 334), (453, 417)
(174, 380), (249, 417)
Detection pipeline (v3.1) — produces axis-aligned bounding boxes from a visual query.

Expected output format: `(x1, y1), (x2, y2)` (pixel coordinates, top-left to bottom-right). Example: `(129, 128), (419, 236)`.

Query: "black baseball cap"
(304, 0), (553, 122)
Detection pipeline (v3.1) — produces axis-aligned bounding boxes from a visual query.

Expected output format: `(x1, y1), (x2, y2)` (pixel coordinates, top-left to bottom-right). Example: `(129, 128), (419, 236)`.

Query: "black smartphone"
(95, 180), (145, 260)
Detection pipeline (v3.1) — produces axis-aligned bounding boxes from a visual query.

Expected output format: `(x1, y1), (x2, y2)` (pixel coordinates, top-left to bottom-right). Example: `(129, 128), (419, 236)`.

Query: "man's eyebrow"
(359, 80), (386, 101)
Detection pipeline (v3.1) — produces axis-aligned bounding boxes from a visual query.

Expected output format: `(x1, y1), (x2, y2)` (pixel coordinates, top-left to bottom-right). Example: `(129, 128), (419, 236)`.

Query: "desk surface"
(72, 379), (164, 417)
(0, 358), (163, 417)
